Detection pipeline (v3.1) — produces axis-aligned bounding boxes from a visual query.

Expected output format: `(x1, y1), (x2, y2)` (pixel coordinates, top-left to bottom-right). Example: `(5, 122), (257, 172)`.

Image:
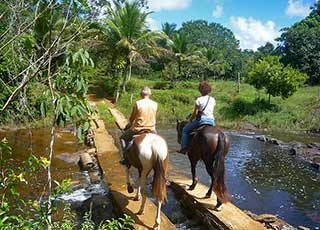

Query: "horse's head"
(176, 120), (188, 144)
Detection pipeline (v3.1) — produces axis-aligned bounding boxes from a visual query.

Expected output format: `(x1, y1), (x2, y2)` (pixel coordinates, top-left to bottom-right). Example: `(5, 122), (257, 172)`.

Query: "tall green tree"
(255, 42), (276, 60)
(277, 2), (320, 85)
(171, 32), (189, 75)
(105, 0), (165, 92)
(195, 47), (226, 80)
(179, 20), (240, 79)
(162, 22), (177, 38)
(246, 56), (308, 102)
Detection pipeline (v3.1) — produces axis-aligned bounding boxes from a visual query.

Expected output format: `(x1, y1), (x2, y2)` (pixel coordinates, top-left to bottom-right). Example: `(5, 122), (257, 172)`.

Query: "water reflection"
(157, 129), (320, 229)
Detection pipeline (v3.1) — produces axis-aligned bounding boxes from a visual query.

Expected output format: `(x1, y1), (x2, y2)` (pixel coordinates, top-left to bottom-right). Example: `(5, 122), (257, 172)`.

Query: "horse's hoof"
(188, 183), (197, 190)
(134, 195), (141, 201)
(205, 193), (211, 198)
(127, 184), (134, 193)
(153, 224), (160, 230)
(137, 209), (144, 215)
(214, 204), (223, 212)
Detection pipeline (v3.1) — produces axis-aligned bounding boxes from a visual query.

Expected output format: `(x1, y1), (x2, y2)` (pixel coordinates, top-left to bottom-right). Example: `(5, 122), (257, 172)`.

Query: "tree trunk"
(268, 94), (271, 104)
(122, 63), (129, 93)
(128, 62), (132, 81)
(178, 56), (181, 75)
(237, 72), (241, 93)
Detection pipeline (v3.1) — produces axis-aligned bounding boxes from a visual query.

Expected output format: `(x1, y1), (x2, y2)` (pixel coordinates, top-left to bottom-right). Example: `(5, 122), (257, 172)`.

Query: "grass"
(94, 75), (320, 132)
(96, 101), (117, 128)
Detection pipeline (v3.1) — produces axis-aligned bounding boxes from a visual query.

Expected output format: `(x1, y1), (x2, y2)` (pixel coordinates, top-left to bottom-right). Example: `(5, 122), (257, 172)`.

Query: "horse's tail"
(212, 131), (229, 203)
(152, 139), (168, 203)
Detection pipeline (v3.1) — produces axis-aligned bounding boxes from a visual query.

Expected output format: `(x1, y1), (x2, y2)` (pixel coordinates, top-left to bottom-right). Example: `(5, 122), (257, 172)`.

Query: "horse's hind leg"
(214, 198), (223, 211)
(188, 157), (198, 190)
(137, 172), (147, 215)
(205, 175), (214, 198)
(126, 165), (134, 193)
(134, 170), (142, 201)
(153, 201), (162, 230)
(205, 164), (214, 198)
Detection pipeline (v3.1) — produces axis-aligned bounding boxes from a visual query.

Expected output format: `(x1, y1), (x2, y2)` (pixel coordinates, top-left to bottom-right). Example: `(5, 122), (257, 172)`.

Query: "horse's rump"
(191, 126), (230, 203)
(129, 133), (169, 202)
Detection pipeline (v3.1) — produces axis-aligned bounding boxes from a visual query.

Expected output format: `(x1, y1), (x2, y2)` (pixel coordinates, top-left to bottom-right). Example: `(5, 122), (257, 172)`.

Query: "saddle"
(190, 123), (213, 136)
(133, 129), (157, 137)
(126, 129), (156, 151)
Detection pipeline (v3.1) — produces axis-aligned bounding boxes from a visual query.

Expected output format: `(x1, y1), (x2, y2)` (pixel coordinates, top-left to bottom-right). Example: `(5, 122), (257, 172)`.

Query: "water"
(1, 127), (319, 229)
(158, 129), (320, 230)
(0, 128), (113, 226)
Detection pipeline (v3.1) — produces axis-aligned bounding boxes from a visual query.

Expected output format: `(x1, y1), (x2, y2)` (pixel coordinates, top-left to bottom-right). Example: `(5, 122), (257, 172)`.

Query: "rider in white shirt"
(177, 81), (215, 154)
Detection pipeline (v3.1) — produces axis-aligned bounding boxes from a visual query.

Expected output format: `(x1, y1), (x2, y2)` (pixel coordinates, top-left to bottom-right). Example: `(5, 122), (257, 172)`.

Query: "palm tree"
(172, 32), (189, 75)
(105, 1), (166, 92)
(162, 22), (176, 38)
(196, 47), (226, 80)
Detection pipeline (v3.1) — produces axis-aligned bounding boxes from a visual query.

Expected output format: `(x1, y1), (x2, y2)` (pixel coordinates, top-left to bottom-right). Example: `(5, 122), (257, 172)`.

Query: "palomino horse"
(176, 120), (230, 210)
(124, 132), (169, 230)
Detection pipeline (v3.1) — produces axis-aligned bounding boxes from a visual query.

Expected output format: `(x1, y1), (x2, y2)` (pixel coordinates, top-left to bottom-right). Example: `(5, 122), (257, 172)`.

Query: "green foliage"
(81, 210), (134, 230)
(222, 98), (280, 119)
(178, 20), (240, 79)
(0, 0), (94, 127)
(278, 5), (320, 85)
(104, 0), (167, 92)
(0, 138), (72, 229)
(103, 77), (320, 132)
(0, 138), (135, 229)
(40, 48), (96, 141)
(161, 22), (177, 40)
(246, 56), (308, 100)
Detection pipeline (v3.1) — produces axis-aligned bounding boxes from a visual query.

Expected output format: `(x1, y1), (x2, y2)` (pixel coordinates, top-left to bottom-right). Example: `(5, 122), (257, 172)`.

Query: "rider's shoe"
(176, 148), (187, 154)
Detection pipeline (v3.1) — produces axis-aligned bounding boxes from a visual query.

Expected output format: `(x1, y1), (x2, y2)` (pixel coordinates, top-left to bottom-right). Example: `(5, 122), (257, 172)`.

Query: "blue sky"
(145, 0), (317, 50)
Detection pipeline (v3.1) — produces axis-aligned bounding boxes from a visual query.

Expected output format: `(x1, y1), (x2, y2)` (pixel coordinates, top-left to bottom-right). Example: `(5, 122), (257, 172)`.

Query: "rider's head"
(199, 81), (212, 96)
(140, 86), (152, 98)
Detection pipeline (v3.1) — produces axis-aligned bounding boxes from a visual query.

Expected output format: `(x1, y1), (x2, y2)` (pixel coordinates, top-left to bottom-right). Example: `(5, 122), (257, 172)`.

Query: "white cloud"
(230, 16), (280, 51)
(146, 17), (161, 30)
(286, 0), (311, 17)
(212, 4), (223, 18)
(148, 0), (192, 11)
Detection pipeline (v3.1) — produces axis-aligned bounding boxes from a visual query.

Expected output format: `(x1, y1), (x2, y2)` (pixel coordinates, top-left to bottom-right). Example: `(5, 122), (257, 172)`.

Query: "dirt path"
(87, 95), (175, 230)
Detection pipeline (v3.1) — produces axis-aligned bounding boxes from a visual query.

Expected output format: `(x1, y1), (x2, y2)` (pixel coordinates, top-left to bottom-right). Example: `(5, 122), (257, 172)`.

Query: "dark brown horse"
(176, 120), (230, 210)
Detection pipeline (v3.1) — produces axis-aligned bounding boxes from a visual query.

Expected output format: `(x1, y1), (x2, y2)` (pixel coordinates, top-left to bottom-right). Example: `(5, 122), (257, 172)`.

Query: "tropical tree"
(179, 20), (240, 79)
(0, 1), (96, 227)
(171, 31), (189, 75)
(246, 56), (308, 103)
(277, 2), (320, 85)
(196, 47), (228, 80)
(105, 0), (166, 92)
(255, 42), (276, 60)
(162, 22), (177, 38)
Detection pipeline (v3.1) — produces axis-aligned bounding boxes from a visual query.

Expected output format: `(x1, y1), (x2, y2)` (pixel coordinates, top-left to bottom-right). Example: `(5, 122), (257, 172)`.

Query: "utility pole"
(237, 72), (241, 93)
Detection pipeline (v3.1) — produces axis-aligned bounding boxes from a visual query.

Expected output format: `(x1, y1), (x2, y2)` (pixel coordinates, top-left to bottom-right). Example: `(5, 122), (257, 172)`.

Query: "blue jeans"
(181, 118), (215, 149)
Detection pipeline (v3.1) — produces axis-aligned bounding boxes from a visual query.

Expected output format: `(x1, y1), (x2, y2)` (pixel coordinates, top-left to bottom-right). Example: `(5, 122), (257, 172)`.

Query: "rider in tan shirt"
(119, 86), (157, 165)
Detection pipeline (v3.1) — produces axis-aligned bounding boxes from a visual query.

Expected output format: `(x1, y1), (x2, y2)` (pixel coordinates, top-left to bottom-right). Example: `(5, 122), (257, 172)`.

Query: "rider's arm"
(129, 103), (138, 124)
(190, 104), (198, 121)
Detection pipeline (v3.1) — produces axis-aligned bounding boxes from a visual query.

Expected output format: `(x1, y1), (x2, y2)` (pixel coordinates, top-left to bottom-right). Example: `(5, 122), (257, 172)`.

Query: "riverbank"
(92, 77), (320, 134)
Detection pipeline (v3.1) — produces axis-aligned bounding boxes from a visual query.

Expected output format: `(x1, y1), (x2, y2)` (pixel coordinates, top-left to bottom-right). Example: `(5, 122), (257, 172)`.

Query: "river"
(1, 127), (319, 229)
(157, 129), (320, 230)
